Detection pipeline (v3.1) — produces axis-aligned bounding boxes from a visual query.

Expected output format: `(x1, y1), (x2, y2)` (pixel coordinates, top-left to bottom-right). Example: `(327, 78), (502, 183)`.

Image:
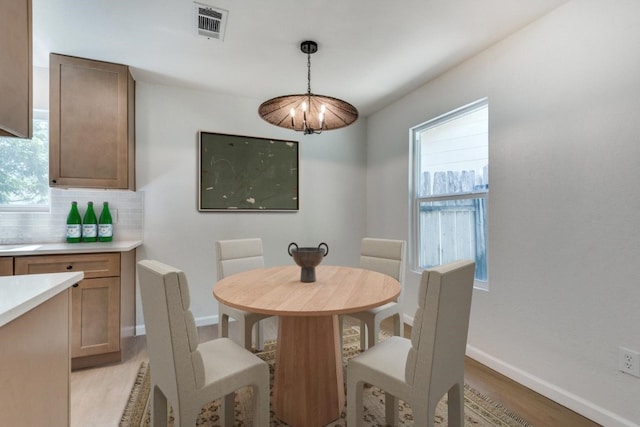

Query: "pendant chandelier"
(258, 40), (358, 135)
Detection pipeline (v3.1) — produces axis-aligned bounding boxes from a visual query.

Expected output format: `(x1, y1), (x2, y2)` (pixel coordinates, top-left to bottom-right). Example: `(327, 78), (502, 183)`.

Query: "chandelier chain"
(307, 51), (312, 95)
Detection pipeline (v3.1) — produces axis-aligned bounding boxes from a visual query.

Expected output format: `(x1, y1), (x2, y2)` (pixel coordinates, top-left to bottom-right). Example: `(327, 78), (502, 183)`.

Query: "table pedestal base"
(274, 315), (345, 427)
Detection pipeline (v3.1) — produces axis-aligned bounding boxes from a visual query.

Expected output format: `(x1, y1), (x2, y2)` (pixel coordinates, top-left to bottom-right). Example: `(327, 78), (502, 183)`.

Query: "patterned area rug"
(120, 328), (532, 426)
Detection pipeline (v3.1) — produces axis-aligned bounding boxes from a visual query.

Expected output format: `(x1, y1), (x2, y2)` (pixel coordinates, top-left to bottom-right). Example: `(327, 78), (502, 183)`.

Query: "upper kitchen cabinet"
(0, 0), (32, 138)
(49, 54), (135, 190)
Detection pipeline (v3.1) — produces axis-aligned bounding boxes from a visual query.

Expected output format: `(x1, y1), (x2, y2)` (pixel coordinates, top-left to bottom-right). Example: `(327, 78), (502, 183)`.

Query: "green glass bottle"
(66, 201), (82, 243)
(98, 202), (113, 242)
(82, 201), (98, 242)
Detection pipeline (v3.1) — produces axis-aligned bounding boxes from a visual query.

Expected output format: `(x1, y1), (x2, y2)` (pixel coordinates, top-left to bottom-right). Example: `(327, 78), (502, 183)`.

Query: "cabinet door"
(71, 277), (120, 358)
(0, 257), (13, 276)
(14, 253), (120, 278)
(49, 53), (135, 189)
(13, 252), (127, 369)
(0, 0), (32, 138)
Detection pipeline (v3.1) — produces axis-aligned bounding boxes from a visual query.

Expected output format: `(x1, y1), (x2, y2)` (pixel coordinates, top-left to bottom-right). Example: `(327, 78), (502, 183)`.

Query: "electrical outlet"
(112, 208), (118, 223)
(619, 347), (640, 377)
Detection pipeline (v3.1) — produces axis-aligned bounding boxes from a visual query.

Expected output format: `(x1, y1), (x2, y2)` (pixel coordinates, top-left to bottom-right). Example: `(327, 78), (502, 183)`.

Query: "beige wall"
(134, 82), (367, 329)
(366, 0), (640, 425)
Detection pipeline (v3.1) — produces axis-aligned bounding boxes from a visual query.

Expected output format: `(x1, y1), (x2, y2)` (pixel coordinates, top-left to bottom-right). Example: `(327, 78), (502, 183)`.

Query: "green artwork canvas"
(199, 132), (299, 211)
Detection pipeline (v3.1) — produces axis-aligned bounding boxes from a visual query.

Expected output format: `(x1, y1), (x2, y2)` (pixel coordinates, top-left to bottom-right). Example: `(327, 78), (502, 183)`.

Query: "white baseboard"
(466, 345), (638, 427)
(404, 313), (634, 426)
(135, 314), (219, 336)
(403, 313), (414, 327)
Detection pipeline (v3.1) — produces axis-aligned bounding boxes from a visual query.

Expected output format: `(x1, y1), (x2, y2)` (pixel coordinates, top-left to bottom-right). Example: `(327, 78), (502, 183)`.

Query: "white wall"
(366, 0), (640, 425)
(135, 82), (367, 327)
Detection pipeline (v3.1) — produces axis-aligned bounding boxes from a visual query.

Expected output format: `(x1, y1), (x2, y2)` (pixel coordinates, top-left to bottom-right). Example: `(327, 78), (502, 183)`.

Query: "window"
(0, 110), (49, 211)
(410, 99), (488, 286)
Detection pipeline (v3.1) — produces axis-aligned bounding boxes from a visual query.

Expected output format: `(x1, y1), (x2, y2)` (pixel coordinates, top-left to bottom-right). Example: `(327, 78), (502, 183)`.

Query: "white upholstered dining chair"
(137, 260), (269, 427)
(216, 238), (273, 351)
(342, 237), (406, 350)
(347, 259), (476, 427)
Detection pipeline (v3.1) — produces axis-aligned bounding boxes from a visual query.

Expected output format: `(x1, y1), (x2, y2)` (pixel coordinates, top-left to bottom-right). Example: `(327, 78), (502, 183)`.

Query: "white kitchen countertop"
(0, 271), (84, 327)
(0, 240), (142, 256)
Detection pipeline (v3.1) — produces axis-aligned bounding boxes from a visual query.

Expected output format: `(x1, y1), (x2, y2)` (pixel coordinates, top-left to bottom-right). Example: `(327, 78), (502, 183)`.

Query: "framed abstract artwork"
(198, 131), (299, 211)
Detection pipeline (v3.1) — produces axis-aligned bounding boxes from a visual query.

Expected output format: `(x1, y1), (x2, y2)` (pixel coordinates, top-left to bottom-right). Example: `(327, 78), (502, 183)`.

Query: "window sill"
(473, 280), (489, 292)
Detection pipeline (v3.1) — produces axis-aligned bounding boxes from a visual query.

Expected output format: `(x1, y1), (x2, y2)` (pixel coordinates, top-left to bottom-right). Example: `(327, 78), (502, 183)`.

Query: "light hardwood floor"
(70, 318), (600, 427)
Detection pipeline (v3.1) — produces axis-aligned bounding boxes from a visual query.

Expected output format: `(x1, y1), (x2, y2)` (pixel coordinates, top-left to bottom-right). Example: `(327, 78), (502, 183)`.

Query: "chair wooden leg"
(448, 381), (465, 427)
(254, 320), (264, 351)
(151, 386), (168, 427)
(220, 393), (235, 427)
(347, 379), (365, 427)
(385, 391), (399, 425)
(220, 313), (230, 338)
(239, 318), (253, 351)
(253, 381), (270, 427)
(393, 312), (403, 338)
(181, 410), (199, 427)
(359, 320), (367, 350)
(414, 408), (436, 427)
(369, 320), (378, 349)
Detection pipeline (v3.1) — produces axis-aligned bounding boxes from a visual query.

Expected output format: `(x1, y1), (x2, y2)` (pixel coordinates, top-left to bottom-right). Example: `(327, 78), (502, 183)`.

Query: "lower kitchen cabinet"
(0, 257), (12, 276)
(14, 250), (135, 369)
(71, 276), (120, 359)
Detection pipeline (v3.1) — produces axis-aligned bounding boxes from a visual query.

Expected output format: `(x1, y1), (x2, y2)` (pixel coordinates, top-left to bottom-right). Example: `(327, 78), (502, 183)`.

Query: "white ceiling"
(32, 0), (567, 116)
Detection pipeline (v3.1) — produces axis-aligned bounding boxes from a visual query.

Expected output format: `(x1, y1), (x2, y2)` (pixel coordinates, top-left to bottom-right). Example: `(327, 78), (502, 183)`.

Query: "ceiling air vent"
(193, 2), (228, 41)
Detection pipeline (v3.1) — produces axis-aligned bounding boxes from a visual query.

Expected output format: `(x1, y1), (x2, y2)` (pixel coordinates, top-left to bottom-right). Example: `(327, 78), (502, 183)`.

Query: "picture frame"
(198, 131), (299, 211)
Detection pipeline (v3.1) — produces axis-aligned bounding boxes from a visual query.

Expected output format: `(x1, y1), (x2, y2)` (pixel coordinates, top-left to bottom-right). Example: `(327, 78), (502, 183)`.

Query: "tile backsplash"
(0, 188), (143, 244)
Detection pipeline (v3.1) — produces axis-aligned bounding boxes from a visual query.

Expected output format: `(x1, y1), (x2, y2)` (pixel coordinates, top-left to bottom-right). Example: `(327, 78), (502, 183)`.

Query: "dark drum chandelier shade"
(258, 41), (358, 135)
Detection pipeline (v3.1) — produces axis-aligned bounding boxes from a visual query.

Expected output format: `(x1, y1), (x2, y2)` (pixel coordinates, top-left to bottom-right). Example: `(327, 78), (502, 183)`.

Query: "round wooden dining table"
(213, 264), (400, 427)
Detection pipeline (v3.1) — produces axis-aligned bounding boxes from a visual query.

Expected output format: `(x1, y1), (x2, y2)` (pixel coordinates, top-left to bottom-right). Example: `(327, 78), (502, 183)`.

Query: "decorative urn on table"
(288, 242), (329, 282)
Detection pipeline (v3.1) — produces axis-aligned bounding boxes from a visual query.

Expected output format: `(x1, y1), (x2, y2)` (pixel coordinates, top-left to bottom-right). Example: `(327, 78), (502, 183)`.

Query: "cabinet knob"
(52, 179), (57, 184)
(72, 283), (79, 288)
(66, 265), (73, 270)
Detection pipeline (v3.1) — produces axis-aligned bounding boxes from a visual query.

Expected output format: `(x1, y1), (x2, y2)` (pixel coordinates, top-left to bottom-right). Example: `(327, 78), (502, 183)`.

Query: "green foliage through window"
(0, 112), (49, 207)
